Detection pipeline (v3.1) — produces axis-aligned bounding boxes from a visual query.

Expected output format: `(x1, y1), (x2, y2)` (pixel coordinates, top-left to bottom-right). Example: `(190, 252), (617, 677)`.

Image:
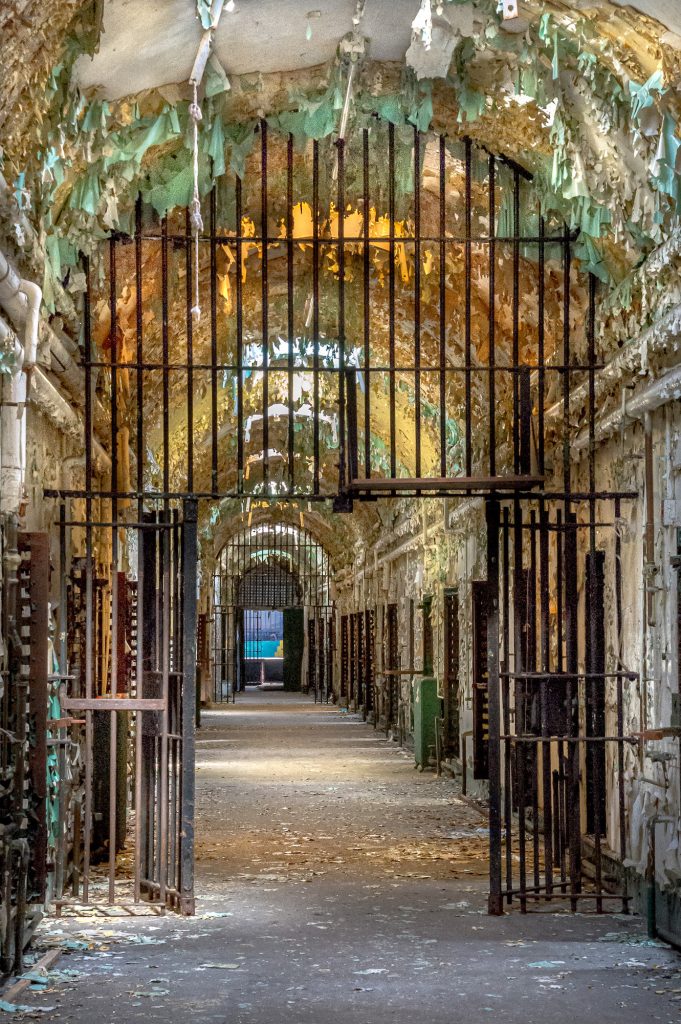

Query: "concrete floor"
(17, 691), (681, 1022)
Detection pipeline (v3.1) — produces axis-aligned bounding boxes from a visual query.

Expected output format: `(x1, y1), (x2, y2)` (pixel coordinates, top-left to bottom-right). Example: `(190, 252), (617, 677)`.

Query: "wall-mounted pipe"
(573, 362), (681, 452)
(0, 251), (41, 369)
(29, 368), (111, 475)
(0, 317), (25, 515)
(0, 250), (42, 515)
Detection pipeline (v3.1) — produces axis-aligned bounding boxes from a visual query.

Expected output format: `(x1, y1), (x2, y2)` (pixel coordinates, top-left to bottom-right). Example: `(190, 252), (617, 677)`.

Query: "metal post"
(180, 499), (198, 914)
(486, 498), (503, 915)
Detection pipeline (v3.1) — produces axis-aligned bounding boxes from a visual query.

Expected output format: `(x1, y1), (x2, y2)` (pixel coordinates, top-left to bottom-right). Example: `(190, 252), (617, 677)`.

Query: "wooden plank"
(1, 947), (62, 1004)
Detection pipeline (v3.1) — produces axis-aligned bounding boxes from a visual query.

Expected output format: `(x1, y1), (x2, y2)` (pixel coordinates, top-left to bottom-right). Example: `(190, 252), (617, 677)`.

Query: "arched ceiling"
(2, 0), (681, 569)
(72, 0), (681, 100)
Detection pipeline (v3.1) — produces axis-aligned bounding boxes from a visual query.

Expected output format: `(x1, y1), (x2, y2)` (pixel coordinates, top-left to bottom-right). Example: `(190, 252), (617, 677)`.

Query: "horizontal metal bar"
(62, 697), (166, 711)
(503, 885), (632, 900)
(349, 475), (544, 492)
(45, 489), (334, 501)
(84, 361), (605, 374)
(132, 232), (564, 246)
(62, 521), (183, 529)
(500, 670), (638, 680)
(500, 734), (639, 744)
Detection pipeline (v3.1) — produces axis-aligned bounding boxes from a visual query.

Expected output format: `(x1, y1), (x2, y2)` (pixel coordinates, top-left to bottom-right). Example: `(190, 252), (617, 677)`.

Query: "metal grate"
(46, 117), (596, 509)
(212, 522), (332, 702)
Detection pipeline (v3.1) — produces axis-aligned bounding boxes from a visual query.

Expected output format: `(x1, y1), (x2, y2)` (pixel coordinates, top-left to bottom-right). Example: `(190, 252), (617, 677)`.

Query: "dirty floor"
(13, 691), (681, 1022)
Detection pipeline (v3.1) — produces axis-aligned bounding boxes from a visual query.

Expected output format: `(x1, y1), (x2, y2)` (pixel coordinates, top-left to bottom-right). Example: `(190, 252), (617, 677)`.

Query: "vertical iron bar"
(512, 169), (520, 473)
(537, 214), (545, 477)
(83, 253), (93, 903)
(236, 175), (244, 491)
(615, 496), (628, 911)
(338, 135), (347, 492)
(210, 190), (218, 494)
(109, 236), (119, 903)
(159, 515), (170, 905)
(388, 122), (396, 482)
(529, 512), (540, 899)
(55, 504), (68, 900)
(539, 507), (553, 898)
(134, 200), (144, 901)
(287, 134), (295, 492)
(439, 135), (446, 477)
(486, 498), (503, 915)
(363, 128), (371, 479)
(464, 138), (472, 477)
(565, 513), (581, 909)
(488, 156), (496, 476)
(261, 121), (269, 492)
(413, 126), (422, 481)
(180, 499), (198, 914)
(312, 141), (320, 494)
(185, 208), (194, 492)
(161, 217), (170, 497)
(501, 506), (513, 903)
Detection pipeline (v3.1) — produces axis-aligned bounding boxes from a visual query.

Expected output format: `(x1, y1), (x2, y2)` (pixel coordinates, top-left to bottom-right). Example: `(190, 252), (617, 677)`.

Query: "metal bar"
(236, 175), (244, 490)
(185, 207), (194, 492)
(388, 122), (396, 482)
(414, 126), (422, 482)
(512, 168), (520, 472)
(537, 214), (545, 476)
(501, 507), (513, 904)
(338, 134), (347, 494)
(539, 506), (553, 899)
(565, 513), (581, 909)
(63, 697), (167, 711)
(210, 190), (219, 493)
(287, 133), (295, 492)
(135, 231), (565, 244)
(488, 156), (496, 476)
(55, 505), (68, 900)
(349, 475), (543, 491)
(108, 235), (119, 904)
(439, 135), (446, 477)
(180, 499), (198, 914)
(261, 120), (269, 491)
(161, 218), (170, 495)
(486, 498), (503, 914)
(464, 138), (472, 477)
(363, 128), (371, 479)
(83, 254), (94, 903)
(614, 496), (628, 912)
(158, 516), (170, 905)
(312, 140), (320, 494)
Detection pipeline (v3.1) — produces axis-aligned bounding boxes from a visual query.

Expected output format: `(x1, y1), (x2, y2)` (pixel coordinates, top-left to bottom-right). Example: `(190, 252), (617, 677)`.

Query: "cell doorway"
(211, 521), (334, 704)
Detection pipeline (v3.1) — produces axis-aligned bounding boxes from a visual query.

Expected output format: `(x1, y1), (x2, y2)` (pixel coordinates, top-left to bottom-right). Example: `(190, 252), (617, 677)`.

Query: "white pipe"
(0, 250), (43, 515)
(29, 367), (111, 474)
(0, 317), (25, 514)
(573, 363), (681, 451)
(0, 251), (41, 368)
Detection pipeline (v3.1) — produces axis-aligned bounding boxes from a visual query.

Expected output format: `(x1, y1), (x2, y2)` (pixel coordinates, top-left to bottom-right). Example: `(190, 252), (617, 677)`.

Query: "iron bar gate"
(482, 264), (638, 914)
(48, 118), (594, 510)
(55, 502), (197, 915)
(42, 112), (638, 915)
(212, 522), (332, 702)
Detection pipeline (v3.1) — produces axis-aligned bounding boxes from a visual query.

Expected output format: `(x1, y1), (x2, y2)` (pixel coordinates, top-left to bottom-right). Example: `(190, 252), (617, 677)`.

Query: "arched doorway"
(212, 523), (333, 702)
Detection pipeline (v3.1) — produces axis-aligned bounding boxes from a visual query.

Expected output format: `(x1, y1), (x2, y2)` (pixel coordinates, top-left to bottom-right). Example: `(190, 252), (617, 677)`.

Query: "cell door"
(56, 500), (198, 915)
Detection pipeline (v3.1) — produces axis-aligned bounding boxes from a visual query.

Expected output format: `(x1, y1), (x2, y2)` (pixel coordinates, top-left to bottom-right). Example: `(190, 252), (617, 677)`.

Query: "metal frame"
(212, 522), (332, 702)
(41, 114), (637, 918)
